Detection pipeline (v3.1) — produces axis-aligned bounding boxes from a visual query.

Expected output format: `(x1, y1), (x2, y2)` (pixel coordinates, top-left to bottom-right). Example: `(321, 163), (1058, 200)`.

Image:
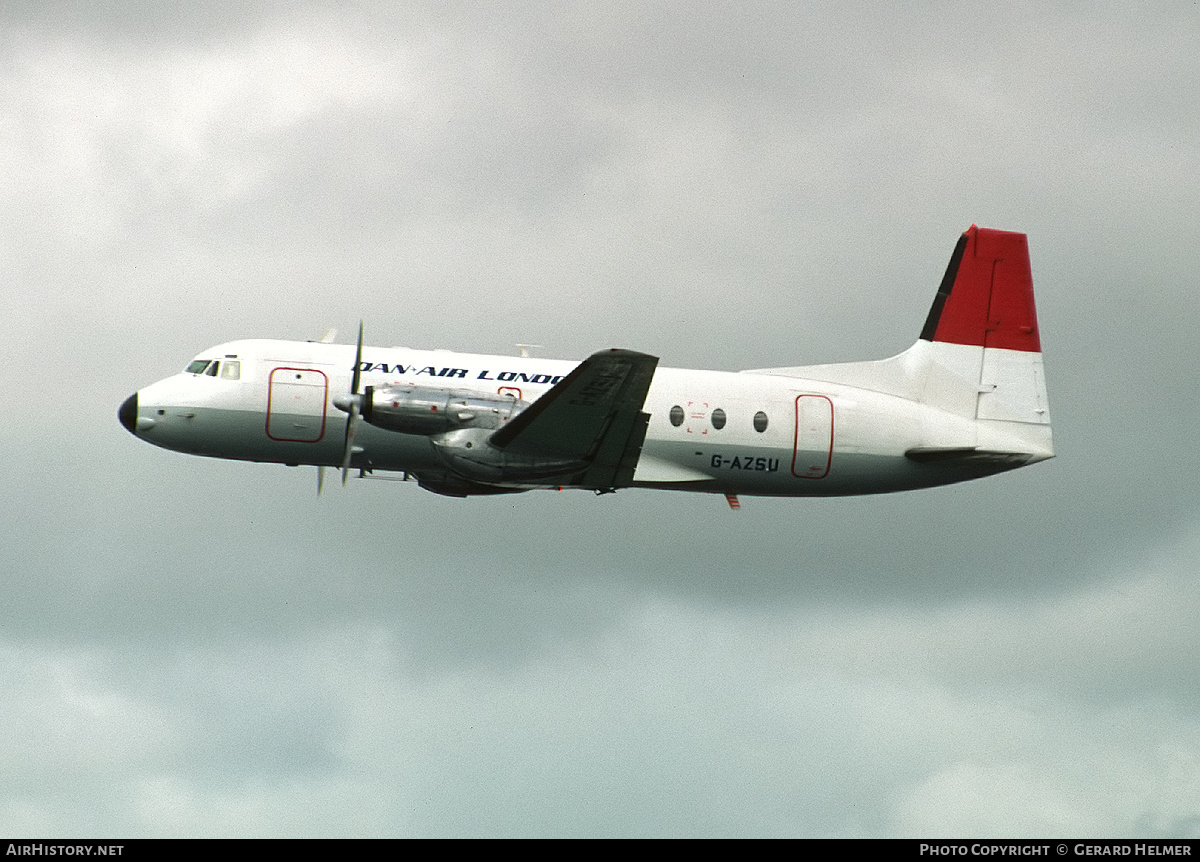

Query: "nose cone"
(118, 393), (138, 434)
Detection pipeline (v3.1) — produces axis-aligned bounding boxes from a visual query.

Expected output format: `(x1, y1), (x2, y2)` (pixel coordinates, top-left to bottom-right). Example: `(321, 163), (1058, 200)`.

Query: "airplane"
(118, 225), (1053, 504)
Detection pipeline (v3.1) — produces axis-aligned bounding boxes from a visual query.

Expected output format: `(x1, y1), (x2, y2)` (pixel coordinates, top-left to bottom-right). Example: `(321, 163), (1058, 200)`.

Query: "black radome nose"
(119, 393), (138, 434)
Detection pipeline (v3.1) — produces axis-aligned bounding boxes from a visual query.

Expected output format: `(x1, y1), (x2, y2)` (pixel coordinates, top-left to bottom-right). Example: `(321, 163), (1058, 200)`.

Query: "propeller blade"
(341, 403), (360, 486)
(327, 321), (367, 487)
(350, 320), (363, 396)
(342, 321), (365, 486)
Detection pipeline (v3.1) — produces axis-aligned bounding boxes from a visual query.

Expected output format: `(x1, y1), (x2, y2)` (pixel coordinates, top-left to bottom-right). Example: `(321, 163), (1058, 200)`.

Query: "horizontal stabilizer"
(905, 447), (1040, 467)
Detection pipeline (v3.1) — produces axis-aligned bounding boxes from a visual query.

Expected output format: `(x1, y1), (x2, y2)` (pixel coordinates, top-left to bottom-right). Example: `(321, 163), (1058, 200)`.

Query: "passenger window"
(206, 362), (219, 377)
(221, 360), (241, 380)
(753, 411), (768, 432)
(669, 405), (685, 427)
(711, 408), (726, 430)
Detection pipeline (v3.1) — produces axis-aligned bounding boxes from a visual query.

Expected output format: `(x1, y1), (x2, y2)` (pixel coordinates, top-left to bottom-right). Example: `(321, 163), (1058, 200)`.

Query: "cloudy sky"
(2, 0), (1199, 838)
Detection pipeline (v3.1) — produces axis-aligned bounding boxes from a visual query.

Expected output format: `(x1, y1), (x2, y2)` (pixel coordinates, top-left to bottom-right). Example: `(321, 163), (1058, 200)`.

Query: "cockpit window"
(206, 361), (219, 377)
(186, 359), (211, 374)
(220, 360), (241, 380)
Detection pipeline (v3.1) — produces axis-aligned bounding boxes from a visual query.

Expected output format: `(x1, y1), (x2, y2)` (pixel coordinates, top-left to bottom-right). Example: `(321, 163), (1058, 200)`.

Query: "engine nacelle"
(361, 385), (528, 435)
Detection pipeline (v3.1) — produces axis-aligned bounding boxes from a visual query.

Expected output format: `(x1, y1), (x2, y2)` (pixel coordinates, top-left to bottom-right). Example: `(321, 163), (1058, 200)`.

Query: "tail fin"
(920, 225), (1041, 354)
(744, 225), (1052, 459)
(916, 225), (1050, 426)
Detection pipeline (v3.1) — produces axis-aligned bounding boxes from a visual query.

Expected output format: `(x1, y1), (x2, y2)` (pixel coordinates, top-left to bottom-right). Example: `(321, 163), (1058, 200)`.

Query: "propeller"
(331, 321), (366, 486)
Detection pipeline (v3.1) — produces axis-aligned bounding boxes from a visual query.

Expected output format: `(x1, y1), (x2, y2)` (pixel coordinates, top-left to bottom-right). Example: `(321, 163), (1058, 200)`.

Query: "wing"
(488, 348), (659, 491)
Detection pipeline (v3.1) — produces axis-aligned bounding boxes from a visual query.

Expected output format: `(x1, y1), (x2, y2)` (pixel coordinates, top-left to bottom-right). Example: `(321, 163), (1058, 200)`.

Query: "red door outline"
(266, 367), (329, 442)
(792, 394), (833, 479)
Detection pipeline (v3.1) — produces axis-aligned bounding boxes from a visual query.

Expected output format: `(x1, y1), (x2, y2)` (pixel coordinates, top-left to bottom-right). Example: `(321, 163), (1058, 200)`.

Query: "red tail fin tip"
(920, 226), (1041, 352)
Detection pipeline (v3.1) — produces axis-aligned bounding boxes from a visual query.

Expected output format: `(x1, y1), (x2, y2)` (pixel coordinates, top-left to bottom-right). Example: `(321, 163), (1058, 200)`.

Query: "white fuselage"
(124, 338), (1048, 497)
